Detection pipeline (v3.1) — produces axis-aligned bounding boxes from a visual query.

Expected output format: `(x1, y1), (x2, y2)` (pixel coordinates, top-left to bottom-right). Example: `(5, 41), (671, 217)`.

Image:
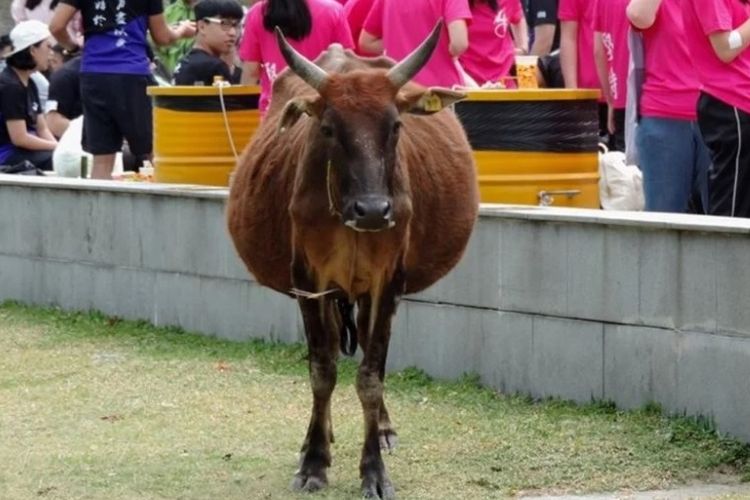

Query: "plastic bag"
(599, 144), (645, 211)
(53, 116), (90, 178)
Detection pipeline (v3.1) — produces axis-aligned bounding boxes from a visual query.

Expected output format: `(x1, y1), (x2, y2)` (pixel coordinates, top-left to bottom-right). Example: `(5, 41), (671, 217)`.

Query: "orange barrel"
(147, 85), (261, 186)
(455, 89), (601, 208)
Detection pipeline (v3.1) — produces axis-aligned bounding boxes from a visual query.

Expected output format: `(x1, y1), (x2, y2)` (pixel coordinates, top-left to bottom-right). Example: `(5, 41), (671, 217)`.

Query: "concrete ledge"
(2, 175), (749, 442)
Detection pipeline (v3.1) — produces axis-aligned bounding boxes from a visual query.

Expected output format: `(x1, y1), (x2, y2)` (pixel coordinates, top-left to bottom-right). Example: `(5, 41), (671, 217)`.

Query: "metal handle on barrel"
(538, 189), (581, 207)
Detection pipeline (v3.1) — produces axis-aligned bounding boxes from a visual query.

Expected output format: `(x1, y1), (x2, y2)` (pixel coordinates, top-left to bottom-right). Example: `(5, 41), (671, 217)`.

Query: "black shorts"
(80, 73), (153, 156)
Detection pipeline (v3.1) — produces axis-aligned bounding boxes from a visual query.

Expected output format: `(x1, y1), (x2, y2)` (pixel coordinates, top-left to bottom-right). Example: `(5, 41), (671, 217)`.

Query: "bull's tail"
(336, 299), (358, 356)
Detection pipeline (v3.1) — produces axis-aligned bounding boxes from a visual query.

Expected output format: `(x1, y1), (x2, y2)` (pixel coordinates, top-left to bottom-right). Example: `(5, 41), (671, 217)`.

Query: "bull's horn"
(274, 26), (329, 91)
(386, 20), (443, 89)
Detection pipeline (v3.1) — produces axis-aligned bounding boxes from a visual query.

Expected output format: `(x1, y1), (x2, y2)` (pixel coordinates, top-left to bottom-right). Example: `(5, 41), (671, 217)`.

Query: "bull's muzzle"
(343, 196), (395, 232)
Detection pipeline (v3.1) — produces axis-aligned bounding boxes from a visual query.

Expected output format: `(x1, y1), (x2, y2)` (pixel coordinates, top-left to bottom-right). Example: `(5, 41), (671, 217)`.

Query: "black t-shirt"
(0, 66), (41, 148)
(47, 57), (82, 120)
(173, 49), (233, 86)
(528, 0), (560, 52)
(60, 0), (162, 35)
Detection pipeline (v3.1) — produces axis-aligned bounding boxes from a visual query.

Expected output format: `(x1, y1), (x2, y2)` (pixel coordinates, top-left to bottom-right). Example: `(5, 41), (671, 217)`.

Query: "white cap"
(6, 20), (51, 57)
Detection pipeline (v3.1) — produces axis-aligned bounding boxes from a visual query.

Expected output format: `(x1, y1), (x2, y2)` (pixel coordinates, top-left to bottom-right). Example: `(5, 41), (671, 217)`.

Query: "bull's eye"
(392, 121), (402, 135)
(320, 124), (334, 138)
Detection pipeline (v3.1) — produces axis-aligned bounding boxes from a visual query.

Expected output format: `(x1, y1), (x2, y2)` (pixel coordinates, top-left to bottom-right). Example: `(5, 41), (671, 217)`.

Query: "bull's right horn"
(386, 19), (443, 89)
(275, 26), (329, 91)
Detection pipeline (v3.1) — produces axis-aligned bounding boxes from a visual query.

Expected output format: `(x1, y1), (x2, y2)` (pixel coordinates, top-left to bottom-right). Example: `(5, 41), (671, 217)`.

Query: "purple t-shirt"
(61, 0), (163, 75)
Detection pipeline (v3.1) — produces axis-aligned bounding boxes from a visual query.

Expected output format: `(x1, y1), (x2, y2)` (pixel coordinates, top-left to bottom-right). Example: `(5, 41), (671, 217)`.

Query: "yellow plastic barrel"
(455, 89), (601, 208)
(147, 85), (261, 186)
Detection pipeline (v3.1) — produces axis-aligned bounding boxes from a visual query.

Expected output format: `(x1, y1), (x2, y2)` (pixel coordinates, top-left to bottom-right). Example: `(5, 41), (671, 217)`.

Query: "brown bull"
(226, 22), (478, 499)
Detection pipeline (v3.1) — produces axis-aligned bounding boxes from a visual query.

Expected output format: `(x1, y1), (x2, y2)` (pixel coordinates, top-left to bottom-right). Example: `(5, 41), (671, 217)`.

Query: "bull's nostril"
(382, 201), (393, 219)
(354, 201), (367, 218)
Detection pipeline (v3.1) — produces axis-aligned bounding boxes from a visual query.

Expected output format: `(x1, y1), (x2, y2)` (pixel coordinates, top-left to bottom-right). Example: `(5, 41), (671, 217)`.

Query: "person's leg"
(697, 92), (750, 217)
(690, 121), (711, 215)
(116, 75), (153, 163)
(636, 116), (695, 212)
(80, 73), (122, 180)
(6, 148), (54, 171)
(612, 108), (626, 152)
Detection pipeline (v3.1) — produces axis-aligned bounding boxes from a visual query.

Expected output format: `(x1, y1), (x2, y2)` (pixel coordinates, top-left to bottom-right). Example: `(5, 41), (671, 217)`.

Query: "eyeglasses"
(202, 17), (241, 31)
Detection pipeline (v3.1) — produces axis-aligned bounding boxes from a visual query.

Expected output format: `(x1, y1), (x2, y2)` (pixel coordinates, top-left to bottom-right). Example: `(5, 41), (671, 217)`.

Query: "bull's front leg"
(357, 270), (405, 500)
(291, 258), (338, 492)
(357, 297), (398, 453)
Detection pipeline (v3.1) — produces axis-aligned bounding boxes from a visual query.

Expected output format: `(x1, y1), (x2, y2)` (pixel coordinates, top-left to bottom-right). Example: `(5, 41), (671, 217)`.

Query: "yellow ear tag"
(421, 93), (443, 112)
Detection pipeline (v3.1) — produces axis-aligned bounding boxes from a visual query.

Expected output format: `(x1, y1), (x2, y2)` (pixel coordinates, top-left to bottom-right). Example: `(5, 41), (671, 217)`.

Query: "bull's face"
(275, 22), (465, 232)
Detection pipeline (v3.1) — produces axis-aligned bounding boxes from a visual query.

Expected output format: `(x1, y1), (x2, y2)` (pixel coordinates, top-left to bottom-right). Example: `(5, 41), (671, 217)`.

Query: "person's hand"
(176, 20), (196, 39)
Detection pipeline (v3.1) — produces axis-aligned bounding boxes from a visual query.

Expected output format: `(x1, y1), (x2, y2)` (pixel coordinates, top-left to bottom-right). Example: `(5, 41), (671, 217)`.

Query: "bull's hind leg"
(357, 271), (405, 500)
(357, 297), (398, 453)
(291, 261), (339, 492)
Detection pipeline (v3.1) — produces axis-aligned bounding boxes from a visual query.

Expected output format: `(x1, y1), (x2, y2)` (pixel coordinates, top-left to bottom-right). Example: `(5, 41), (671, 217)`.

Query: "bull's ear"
(397, 87), (467, 115)
(278, 97), (321, 133)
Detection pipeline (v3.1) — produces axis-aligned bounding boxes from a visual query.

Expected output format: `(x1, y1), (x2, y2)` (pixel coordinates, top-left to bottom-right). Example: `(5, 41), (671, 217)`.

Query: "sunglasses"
(202, 17), (241, 31)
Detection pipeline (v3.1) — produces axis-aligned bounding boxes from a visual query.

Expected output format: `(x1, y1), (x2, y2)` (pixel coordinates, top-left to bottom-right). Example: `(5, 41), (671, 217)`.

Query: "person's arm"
(359, 30), (383, 55)
(49, 3), (80, 51)
(708, 18), (750, 63)
(240, 62), (260, 85)
(530, 24), (555, 55)
(559, 20), (578, 88)
(46, 111), (70, 139)
(511, 17), (530, 54)
(5, 120), (57, 150)
(447, 19), (469, 57)
(626, 0), (662, 30)
(148, 14), (196, 46)
(35, 114), (56, 142)
(593, 32), (615, 133)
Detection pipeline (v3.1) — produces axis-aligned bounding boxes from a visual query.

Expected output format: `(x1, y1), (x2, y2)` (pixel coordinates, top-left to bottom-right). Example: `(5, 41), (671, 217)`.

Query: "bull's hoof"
(361, 471), (395, 499)
(378, 428), (398, 453)
(291, 469), (328, 492)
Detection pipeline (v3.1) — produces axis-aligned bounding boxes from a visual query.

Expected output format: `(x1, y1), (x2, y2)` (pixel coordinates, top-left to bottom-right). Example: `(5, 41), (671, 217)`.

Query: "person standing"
(360, 0), (471, 88)
(0, 20), (57, 170)
(460, 0), (528, 87)
(626, 0), (709, 213)
(153, 0), (197, 76)
(527, 0), (558, 55)
(239, 0), (354, 113)
(683, 0), (750, 217)
(49, 0), (195, 179)
(594, 0), (629, 151)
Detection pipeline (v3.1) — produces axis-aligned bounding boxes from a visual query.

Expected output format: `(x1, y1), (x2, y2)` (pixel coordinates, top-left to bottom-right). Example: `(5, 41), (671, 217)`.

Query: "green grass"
(0, 301), (748, 500)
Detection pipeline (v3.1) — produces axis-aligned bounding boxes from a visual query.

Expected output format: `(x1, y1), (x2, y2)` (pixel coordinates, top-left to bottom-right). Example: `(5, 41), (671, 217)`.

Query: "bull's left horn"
(274, 26), (329, 91)
(386, 19), (443, 89)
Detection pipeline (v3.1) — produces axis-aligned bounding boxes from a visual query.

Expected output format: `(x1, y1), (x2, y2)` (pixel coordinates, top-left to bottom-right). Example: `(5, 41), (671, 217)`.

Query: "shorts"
(80, 73), (153, 156)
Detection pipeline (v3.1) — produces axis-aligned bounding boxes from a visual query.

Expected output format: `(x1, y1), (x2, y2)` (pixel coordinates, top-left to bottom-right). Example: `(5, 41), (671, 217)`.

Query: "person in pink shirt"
(593, 0), (629, 152)
(460, 0), (528, 87)
(238, 0), (354, 113)
(359, 0), (472, 88)
(559, 0), (608, 140)
(558, 0), (598, 89)
(683, 0), (750, 217)
(343, 0), (374, 55)
(626, 0), (709, 213)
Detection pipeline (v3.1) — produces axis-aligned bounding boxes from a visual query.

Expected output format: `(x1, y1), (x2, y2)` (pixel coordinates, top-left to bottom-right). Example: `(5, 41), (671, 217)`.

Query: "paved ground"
(525, 483), (750, 499)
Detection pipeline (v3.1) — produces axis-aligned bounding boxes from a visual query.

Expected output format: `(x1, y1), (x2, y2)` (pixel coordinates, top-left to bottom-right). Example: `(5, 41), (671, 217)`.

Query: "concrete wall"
(1, 175), (749, 442)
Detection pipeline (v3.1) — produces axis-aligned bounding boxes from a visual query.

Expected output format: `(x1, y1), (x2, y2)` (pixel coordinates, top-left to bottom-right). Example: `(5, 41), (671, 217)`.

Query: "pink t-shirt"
(459, 0), (523, 86)
(592, 0), (629, 109)
(636, 0), (700, 120)
(363, 0), (472, 88)
(558, 0), (599, 90)
(344, 0), (375, 54)
(238, 0), (355, 112)
(683, 0), (750, 115)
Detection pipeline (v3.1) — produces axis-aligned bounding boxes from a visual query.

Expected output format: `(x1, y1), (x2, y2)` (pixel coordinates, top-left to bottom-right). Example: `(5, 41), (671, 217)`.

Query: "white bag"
(53, 116), (90, 178)
(599, 145), (645, 211)
(53, 117), (123, 178)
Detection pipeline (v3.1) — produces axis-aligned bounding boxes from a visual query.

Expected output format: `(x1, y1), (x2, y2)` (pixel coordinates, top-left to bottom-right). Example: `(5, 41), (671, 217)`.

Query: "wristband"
(729, 30), (743, 50)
